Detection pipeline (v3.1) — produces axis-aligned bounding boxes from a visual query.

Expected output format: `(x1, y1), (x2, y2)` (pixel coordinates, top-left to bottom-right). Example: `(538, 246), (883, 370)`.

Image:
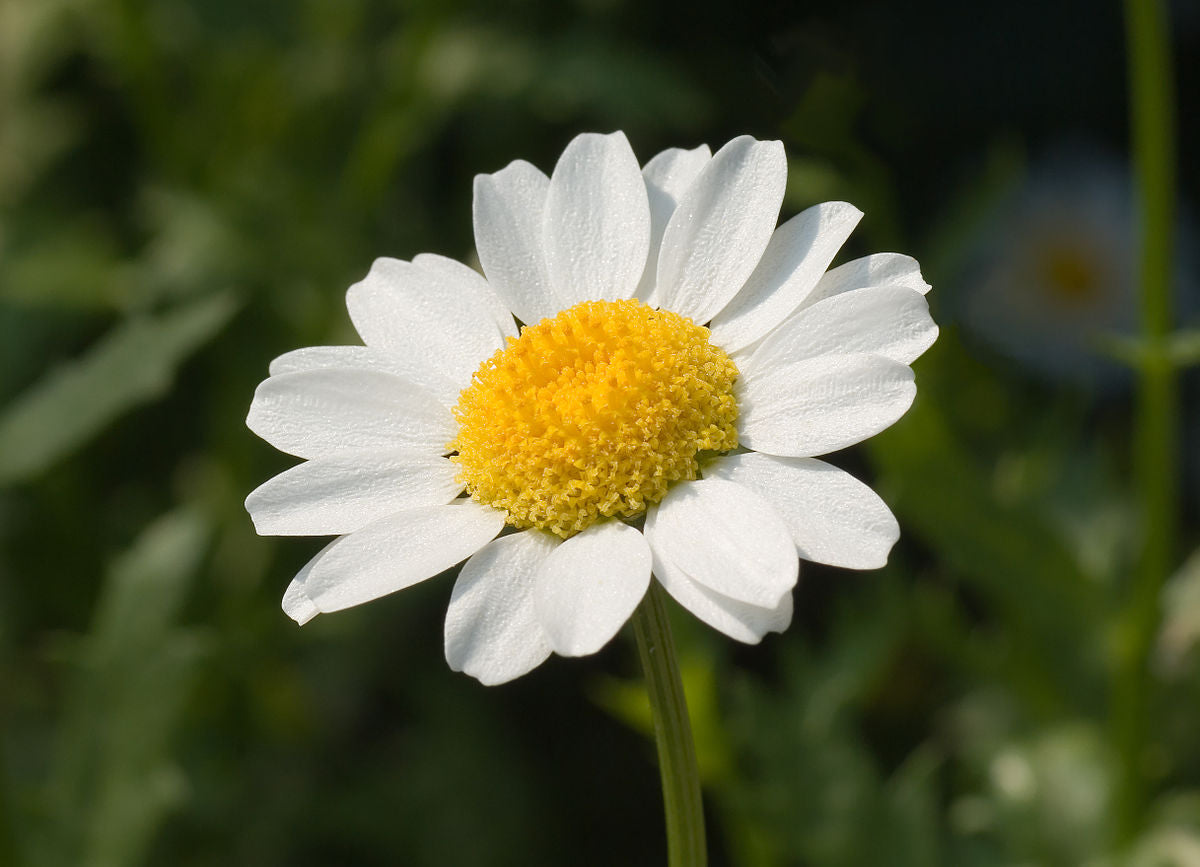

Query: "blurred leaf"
(590, 675), (652, 736)
(591, 648), (733, 786)
(416, 24), (709, 127)
(34, 507), (210, 867)
(973, 722), (1114, 866)
(1126, 826), (1200, 867)
(0, 0), (84, 205)
(869, 339), (1105, 715)
(1098, 328), (1200, 371)
(127, 188), (248, 308)
(1169, 330), (1200, 367)
(886, 747), (944, 867)
(722, 582), (946, 867)
(0, 219), (128, 310)
(0, 97), (80, 209)
(1157, 547), (1200, 676)
(0, 293), (236, 484)
(785, 155), (847, 209)
(88, 510), (207, 655)
(1126, 793), (1200, 867)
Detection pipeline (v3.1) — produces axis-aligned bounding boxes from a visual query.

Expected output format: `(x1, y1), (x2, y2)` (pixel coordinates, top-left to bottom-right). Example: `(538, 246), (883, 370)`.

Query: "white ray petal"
(737, 354), (915, 457)
(473, 159), (561, 324)
(705, 452), (899, 569)
(302, 501), (506, 613)
(739, 285), (938, 372)
(644, 478), (797, 607)
(655, 136), (786, 324)
(246, 369), (455, 459)
(345, 257), (508, 392)
(543, 131), (651, 306)
(635, 144), (712, 307)
(533, 521), (651, 656)
(710, 201), (862, 352)
(652, 552), (793, 643)
(246, 450), (464, 536)
(445, 530), (559, 685)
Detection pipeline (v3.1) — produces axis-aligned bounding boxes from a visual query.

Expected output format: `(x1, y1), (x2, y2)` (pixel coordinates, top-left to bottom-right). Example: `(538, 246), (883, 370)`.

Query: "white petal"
(267, 345), (460, 409)
(472, 159), (560, 324)
(444, 530), (558, 685)
(652, 552), (793, 643)
(644, 478), (797, 607)
(345, 257), (507, 391)
(281, 540), (339, 625)
(246, 369), (455, 459)
(705, 452), (899, 569)
(655, 136), (786, 324)
(635, 144), (712, 307)
(737, 353), (916, 457)
(412, 253), (519, 339)
(709, 201), (863, 352)
(533, 521), (651, 657)
(245, 450), (464, 536)
(303, 500), (505, 613)
(801, 252), (932, 310)
(283, 584), (321, 625)
(740, 286), (938, 372)
(543, 131), (651, 305)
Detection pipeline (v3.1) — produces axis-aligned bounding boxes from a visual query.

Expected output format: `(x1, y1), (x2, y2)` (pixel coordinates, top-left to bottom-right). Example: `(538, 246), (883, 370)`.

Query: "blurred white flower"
(959, 150), (1143, 385)
(245, 132), (937, 684)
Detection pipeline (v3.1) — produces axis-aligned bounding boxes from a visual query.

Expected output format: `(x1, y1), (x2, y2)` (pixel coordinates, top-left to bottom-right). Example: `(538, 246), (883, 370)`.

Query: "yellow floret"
(450, 299), (739, 538)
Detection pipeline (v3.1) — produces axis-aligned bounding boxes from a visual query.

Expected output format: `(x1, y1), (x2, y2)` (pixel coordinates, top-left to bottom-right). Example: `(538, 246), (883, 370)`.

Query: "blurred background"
(2, 0), (1198, 864)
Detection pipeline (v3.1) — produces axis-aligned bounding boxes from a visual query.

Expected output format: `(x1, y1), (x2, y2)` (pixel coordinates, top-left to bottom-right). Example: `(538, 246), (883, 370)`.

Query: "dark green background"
(2, 0), (1198, 864)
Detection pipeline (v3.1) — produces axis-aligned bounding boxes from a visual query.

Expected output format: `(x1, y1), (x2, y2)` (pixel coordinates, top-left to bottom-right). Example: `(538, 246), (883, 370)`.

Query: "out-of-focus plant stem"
(633, 582), (708, 867)
(1115, 0), (1177, 844)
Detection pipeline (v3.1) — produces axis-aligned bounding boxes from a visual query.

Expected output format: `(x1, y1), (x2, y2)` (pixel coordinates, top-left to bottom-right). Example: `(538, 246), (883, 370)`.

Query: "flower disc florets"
(451, 299), (739, 538)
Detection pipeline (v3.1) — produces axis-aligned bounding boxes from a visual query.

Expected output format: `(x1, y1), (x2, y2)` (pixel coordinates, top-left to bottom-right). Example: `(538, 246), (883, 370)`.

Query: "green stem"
(632, 582), (708, 867)
(1115, 0), (1178, 844)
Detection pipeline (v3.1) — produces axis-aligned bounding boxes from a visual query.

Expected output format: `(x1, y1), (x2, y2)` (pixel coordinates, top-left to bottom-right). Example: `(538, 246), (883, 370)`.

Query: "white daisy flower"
(246, 132), (937, 685)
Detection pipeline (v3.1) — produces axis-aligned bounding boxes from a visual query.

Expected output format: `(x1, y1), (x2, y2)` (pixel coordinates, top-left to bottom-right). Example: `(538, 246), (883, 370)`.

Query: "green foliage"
(720, 582), (943, 867)
(0, 295), (235, 484)
(2, 0), (1197, 865)
(29, 509), (210, 867)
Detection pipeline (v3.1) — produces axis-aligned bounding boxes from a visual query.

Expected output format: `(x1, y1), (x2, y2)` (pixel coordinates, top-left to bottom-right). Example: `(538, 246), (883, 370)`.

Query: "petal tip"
(283, 590), (320, 625)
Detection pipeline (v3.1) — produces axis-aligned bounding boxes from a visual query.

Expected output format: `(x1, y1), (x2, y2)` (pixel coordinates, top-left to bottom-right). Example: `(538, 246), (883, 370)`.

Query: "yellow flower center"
(1037, 242), (1101, 307)
(450, 299), (739, 538)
